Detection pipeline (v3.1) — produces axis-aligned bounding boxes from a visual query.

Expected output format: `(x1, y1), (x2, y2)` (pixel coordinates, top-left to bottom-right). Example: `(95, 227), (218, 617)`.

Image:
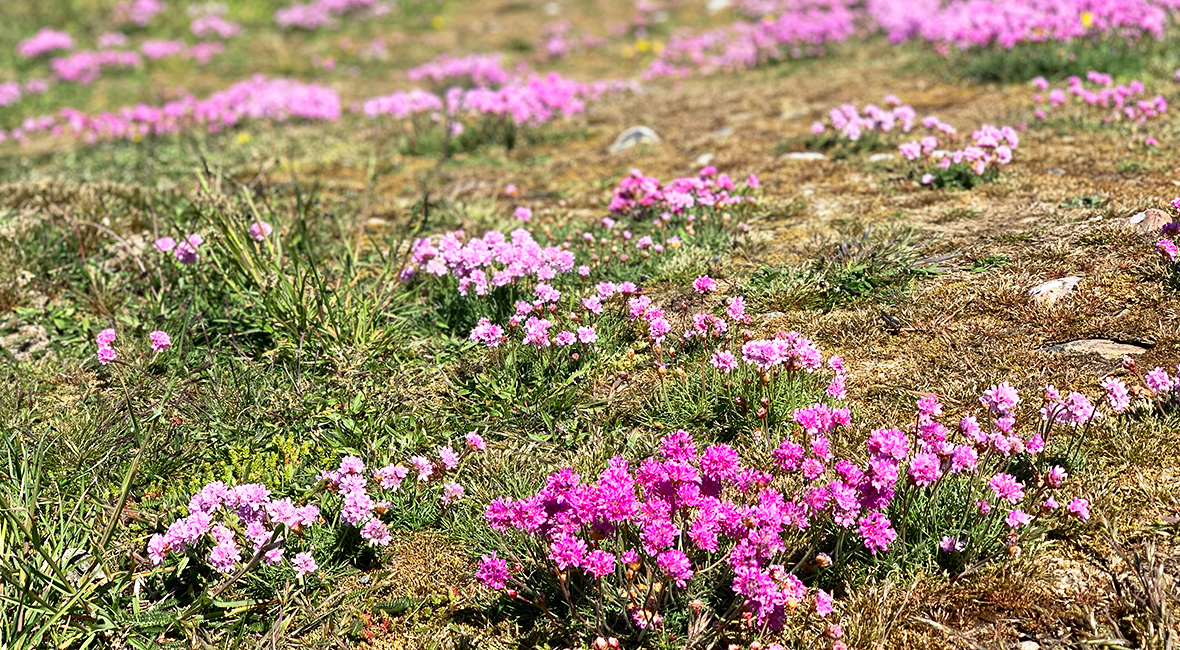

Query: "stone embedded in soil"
(1029, 276), (1081, 306)
(867, 153), (896, 162)
(694, 152), (715, 167)
(706, 0), (733, 13)
(1048, 168), (1066, 175)
(1128, 208), (1174, 234)
(609, 126), (660, 154)
(782, 152), (827, 161)
(1041, 339), (1149, 360)
(1019, 642), (1041, 650)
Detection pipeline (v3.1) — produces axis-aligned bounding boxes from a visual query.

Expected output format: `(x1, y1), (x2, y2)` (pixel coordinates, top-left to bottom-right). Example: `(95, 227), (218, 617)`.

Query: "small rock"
(1042, 339), (1149, 360)
(868, 153), (896, 162)
(712, 126), (734, 138)
(1128, 208), (1174, 234)
(1019, 641), (1041, 650)
(1029, 276), (1081, 306)
(1048, 167), (1066, 175)
(705, 0), (732, 13)
(543, 2), (561, 16)
(782, 152), (826, 161)
(694, 152), (715, 167)
(609, 126), (660, 154)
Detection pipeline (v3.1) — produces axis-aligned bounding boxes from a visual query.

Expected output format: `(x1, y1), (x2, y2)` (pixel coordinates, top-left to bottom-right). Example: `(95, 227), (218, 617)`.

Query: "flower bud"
(594, 638), (609, 650)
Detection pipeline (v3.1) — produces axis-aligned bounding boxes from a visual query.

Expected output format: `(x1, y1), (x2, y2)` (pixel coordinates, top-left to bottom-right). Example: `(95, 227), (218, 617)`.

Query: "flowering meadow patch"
(1031, 72), (1168, 125)
(477, 378), (1096, 643)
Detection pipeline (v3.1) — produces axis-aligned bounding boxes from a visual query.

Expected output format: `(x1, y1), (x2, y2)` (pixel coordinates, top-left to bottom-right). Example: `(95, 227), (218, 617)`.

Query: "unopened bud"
(593, 638), (609, 650)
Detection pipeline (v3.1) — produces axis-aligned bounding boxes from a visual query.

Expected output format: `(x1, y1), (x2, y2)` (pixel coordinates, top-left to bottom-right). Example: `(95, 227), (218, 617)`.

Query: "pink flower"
(692, 275), (717, 294)
(148, 330), (171, 352)
(465, 431), (486, 450)
(989, 473), (1025, 503)
(361, 519), (391, 546)
(96, 328), (117, 347)
(97, 347), (117, 365)
(249, 221), (273, 241)
(439, 446), (459, 470)
(920, 173), (935, 185)
(554, 331), (576, 347)
(514, 206), (533, 222)
(577, 326), (598, 344)
(1158, 239), (1178, 262)
(1005, 509), (1032, 528)
(440, 482), (464, 506)
(815, 589), (834, 617)
(711, 350), (737, 373)
(1067, 498), (1090, 520)
(154, 237), (176, 253)
(292, 551), (317, 577)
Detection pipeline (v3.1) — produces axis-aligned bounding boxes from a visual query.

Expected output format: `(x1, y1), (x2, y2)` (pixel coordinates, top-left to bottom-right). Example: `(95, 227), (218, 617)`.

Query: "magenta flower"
(815, 589), (834, 617)
(1158, 239), (1178, 262)
(465, 431), (486, 451)
(410, 456), (433, 481)
(988, 473), (1025, 503)
(549, 533), (587, 570)
(1005, 509), (1032, 528)
(149, 330), (171, 352)
(96, 328), (116, 347)
(1067, 498), (1090, 520)
(583, 549), (615, 579)
(476, 552), (510, 590)
(907, 452), (942, 487)
(249, 221), (273, 241)
(97, 347), (117, 365)
(692, 275), (717, 294)
(981, 381), (1020, 416)
(857, 512), (896, 555)
(656, 549), (693, 587)
(514, 206), (533, 222)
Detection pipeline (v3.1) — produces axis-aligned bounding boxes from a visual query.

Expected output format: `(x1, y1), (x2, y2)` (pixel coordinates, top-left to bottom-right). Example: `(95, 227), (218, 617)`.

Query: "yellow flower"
(636, 38), (650, 53)
(652, 40), (665, 55)
(236, 132), (251, 144)
(1080, 11), (1093, 29)
(430, 15), (445, 29)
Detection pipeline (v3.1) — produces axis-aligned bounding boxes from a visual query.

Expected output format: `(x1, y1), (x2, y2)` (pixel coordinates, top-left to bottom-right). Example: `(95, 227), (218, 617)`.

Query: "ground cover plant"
(2, 0), (1180, 649)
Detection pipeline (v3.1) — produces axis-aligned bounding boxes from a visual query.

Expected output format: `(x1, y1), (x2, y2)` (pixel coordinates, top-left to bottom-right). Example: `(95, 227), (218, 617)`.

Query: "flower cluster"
(404, 227), (576, 296)
(94, 328), (171, 365)
(478, 379), (1095, 640)
(190, 3), (243, 40)
(608, 166), (758, 224)
(9, 76), (341, 145)
(318, 435), (484, 545)
(1031, 72), (1168, 125)
(408, 53), (512, 87)
(155, 234), (205, 264)
(17, 28), (75, 58)
(1152, 197), (1180, 278)
(50, 50), (143, 85)
(867, 0), (1175, 50)
(645, 2), (858, 79)
(275, 0), (391, 30)
(901, 123), (1020, 186)
(148, 481), (322, 576)
(113, 0), (167, 27)
(810, 96), (922, 141)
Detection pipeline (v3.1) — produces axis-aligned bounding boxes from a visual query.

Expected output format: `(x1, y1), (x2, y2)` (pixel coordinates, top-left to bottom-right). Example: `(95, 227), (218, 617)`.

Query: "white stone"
(1042, 339), (1149, 360)
(706, 0), (732, 13)
(1029, 276), (1081, 306)
(868, 153), (896, 162)
(609, 126), (660, 154)
(694, 153), (715, 167)
(783, 152), (826, 161)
